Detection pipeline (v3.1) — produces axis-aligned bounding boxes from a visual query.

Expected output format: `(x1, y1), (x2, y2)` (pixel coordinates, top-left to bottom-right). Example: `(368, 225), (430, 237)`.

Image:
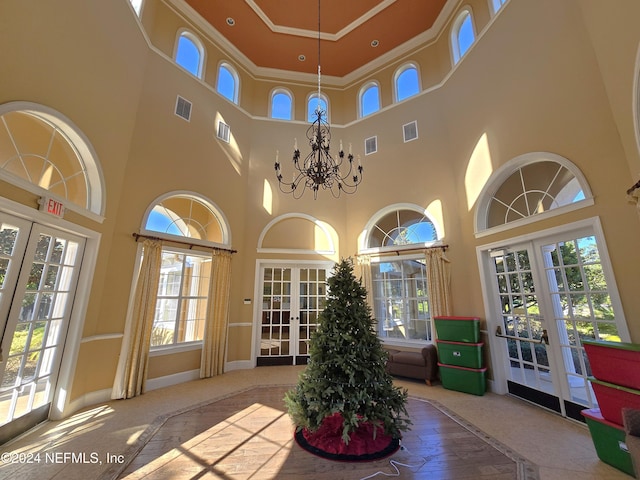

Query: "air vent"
(217, 121), (230, 143)
(175, 96), (192, 121)
(403, 121), (418, 142)
(365, 136), (377, 155)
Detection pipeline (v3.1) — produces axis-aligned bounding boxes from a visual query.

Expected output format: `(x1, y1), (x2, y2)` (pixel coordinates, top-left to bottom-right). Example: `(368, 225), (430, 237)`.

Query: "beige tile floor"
(0, 366), (632, 480)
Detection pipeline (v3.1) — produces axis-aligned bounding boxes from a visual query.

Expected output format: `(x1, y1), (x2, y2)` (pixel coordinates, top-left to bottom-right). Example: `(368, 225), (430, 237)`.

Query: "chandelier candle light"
(274, 0), (363, 199)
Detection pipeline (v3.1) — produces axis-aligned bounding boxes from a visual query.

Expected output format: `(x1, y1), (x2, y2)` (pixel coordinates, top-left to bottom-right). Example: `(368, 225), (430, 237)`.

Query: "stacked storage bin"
(582, 339), (640, 477)
(434, 316), (486, 396)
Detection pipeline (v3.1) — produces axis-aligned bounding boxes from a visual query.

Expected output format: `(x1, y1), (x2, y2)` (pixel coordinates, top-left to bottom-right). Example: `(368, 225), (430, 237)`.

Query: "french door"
(484, 224), (627, 421)
(256, 263), (330, 366)
(0, 213), (84, 442)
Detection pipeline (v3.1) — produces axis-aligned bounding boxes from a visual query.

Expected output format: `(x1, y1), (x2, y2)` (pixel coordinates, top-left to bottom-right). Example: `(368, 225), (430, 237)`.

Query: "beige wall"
(1, 0), (640, 407)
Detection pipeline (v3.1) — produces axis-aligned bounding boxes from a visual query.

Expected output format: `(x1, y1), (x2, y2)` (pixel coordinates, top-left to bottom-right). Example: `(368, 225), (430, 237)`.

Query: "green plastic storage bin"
(582, 408), (634, 476)
(438, 362), (486, 395)
(437, 340), (483, 368)
(434, 316), (480, 342)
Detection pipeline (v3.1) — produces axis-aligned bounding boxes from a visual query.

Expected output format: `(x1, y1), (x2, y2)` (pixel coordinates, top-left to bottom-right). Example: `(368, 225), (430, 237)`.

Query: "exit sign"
(39, 196), (66, 218)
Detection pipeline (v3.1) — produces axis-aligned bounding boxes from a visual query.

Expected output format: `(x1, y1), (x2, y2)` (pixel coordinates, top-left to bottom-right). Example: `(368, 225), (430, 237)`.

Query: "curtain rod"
(132, 233), (237, 254)
(355, 244), (448, 257)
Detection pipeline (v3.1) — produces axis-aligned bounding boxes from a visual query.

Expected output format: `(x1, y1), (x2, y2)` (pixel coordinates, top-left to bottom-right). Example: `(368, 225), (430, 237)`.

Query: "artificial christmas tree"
(285, 258), (411, 461)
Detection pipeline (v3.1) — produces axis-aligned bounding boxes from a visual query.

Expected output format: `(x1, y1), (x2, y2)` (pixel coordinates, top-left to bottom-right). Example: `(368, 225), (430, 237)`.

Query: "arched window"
(359, 82), (380, 117)
(175, 31), (204, 78)
(475, 153), (593, 234)
(140, 193), (231, 348)
(307, 93), (329, 122)
(217, 63), (240, 104)
(451, 9), (476, 64)
(490, 0), (507, 15)
(360, 205), (442, 345)
(270, 88), (293, 120)
(0, 102), (104, 218)
(394, 64), (420, 102)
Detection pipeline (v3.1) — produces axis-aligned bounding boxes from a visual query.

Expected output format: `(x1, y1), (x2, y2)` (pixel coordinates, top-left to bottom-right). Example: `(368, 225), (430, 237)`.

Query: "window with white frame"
(307, 93), (329, 122)
(394, 64), (420, 102)
(451, 9), (475, 64)
(217, 63), (240, 104)
(142, 193), (230, 349)
(175, 31), (204, 78)
(270, 89), (293, 120)
(363, 206), (440, 344)
(359, 82), (380, 117)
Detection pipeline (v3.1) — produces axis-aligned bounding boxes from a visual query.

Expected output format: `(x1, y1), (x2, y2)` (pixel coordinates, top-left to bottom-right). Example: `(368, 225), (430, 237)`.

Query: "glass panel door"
(487, 227), (624, 421)
(256, 264), (329, 366)
(491, 246), (561, 413)
(0, 222), (85, 436)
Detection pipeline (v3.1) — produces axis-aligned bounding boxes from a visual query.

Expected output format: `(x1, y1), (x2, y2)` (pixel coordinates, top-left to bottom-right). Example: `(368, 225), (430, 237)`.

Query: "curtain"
(114, 239), (162, 399)
(200, 250), (233, 378)
(425, 248), (453, 319)
(356, 254), (374, 314)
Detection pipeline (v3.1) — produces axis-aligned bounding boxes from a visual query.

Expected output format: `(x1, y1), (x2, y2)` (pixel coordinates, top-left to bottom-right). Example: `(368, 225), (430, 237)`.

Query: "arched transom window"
(476, 153), (593, 233)
(143, 192), (230, 246)
(0, 103), (104, 217)
(367, 207), (438, 249)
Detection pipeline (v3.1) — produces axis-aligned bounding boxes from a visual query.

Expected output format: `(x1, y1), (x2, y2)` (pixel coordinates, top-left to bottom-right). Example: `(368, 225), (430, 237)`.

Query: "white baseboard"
(146, 369), (201, 391)
(60, 388), (113, 420)
(224, 360), (254, 372)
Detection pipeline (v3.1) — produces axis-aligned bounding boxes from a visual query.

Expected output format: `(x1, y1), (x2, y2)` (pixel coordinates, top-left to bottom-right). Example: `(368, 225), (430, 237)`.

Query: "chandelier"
(274, 0), (363, 199)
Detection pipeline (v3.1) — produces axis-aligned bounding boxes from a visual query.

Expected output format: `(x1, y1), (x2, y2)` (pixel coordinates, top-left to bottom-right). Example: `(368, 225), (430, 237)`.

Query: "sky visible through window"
(362, 85), (379, 117)
(397, 68), (419, 101)
(176, 36), (200, 76)
(147, 210), (182, 236)
(458, 15), (474, 58)
(272, 92), (292, 120)
(218, 66), (235, 101)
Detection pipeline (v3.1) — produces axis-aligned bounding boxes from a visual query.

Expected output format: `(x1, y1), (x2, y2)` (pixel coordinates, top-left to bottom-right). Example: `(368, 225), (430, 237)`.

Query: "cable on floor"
(358, 441), (428, 480)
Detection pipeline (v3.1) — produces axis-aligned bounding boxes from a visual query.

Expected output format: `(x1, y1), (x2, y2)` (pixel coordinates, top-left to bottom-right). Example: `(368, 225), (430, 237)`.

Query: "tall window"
(142, 193), (230, 348)
(307, 93), (329, 122)
(452, 10), (475, 64)
(217, 63), (240, 104)
(175, 31), (204, 78)
(270, 89), (293, 120)
(152, 249), (210, 347)
(363, 206), (441, 344)
(394, 64), (420, 102)
(359, 82), (380, 117)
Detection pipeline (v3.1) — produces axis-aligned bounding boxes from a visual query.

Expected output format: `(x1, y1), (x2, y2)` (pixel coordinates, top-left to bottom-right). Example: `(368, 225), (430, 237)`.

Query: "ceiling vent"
(365, 136), (377, 155)
(175, 96), (192, 121)
(217, 121), (230, 143)
(403, 121), (418, 142)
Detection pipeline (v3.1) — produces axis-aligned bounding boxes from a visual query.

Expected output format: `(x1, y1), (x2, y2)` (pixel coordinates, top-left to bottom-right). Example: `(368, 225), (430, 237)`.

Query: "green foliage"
(285, 258), (411, 444)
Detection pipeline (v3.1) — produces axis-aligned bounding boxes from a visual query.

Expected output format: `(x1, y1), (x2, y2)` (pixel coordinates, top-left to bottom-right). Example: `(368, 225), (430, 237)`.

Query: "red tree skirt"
(294, 413), (400, 462)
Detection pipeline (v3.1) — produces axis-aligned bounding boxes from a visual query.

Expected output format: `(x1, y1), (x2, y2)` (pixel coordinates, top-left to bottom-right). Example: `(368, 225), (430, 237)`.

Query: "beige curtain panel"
(425, 248), (453, 319)
(356, 254), (374, 314)
(121, 239), (162, 399)
(200, 250), (233, 378)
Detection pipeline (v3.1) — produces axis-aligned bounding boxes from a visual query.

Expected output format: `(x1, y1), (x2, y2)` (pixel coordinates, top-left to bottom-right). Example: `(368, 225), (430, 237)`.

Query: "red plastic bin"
(589, 376), (640, 426)
(583, 339), (640, 390)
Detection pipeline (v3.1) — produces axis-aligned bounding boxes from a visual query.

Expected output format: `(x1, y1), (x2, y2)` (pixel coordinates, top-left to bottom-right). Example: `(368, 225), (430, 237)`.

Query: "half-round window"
(143, 192), (230, 246)
(366, 206), (439, 250)
(476, 153), (593, 233)
(0, 102), (104, 218)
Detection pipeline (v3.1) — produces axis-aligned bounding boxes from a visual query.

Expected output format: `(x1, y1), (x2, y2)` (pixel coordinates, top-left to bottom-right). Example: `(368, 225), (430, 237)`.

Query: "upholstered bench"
(386, 345), (438, 385)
